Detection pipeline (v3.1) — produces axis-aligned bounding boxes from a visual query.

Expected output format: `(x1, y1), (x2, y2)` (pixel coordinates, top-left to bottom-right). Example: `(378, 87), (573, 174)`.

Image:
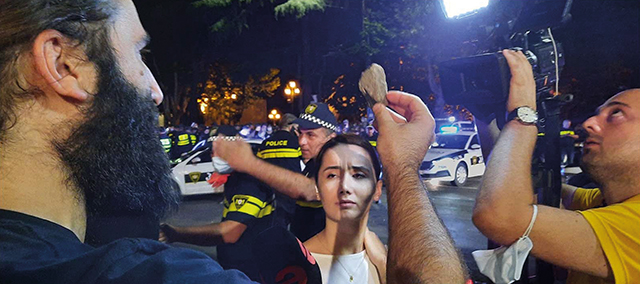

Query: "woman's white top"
(310, 250), (380, 284)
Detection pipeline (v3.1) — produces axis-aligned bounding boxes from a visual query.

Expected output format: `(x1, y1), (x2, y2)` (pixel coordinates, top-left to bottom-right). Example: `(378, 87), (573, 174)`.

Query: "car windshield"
(432, 135), (469, 149)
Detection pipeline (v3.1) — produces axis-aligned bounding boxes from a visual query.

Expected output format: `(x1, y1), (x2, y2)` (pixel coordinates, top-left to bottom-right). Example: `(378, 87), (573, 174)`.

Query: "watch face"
(517, 107), (538, 124)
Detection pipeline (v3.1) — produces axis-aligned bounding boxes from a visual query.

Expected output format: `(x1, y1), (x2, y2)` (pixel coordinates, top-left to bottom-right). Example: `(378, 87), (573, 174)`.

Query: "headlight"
(433, 158), (454, 169)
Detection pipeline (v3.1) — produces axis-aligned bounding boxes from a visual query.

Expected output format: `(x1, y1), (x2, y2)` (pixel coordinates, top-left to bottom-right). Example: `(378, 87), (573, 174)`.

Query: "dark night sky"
(134, 0), (640, 123)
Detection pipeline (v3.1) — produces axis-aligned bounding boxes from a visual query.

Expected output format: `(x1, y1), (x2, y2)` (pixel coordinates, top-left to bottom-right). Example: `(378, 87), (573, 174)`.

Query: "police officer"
(365, 125), (379, 148)
(158, 127), (172, 154)
(169, 125), (192, 161)
(211, 103), (338, 242)
(159, 128), (301, 281)
(289, 103), (338, 241)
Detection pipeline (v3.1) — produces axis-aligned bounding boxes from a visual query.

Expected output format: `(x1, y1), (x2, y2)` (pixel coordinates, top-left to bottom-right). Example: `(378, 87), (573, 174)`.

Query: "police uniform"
(290, 102), (339, 242)
(257, 130), (302, 227)
(159, 130), (172, 154)
(217, 129), (302, 281)
(170, 129), (192, 160)
(290, 158), (325, 242)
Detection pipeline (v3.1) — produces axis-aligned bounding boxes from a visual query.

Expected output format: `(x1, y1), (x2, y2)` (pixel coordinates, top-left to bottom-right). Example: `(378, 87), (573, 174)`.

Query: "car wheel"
(452, 163), (468, 187)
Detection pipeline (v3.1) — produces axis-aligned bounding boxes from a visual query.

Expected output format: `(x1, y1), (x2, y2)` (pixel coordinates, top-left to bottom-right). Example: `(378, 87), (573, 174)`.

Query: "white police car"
(171, 138), (263, 196)
(171, 147), (222, 196)
(419, 130), (485, 186)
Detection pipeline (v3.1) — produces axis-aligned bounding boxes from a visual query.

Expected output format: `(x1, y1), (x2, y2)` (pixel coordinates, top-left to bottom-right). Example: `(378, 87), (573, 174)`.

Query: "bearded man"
(0, 0), (252, 283)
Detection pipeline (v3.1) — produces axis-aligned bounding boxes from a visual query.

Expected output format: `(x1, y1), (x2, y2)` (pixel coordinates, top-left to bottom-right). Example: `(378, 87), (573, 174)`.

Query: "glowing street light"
(284, 80), (301, 111)
(230, 93), (237, 100)
(268, 109), (281, 125)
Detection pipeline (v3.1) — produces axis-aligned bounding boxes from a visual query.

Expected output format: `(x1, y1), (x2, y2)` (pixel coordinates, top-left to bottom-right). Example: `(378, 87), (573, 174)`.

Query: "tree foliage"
(198, 63), (281, 125)
(194, 0), (325, 36)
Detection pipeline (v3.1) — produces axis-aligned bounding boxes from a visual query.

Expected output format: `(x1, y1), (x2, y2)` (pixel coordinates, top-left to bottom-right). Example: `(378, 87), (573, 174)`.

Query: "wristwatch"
(507, 106), (538, 125)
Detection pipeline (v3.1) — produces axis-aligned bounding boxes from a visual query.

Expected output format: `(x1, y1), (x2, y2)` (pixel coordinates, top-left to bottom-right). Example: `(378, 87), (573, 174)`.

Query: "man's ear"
(32, 29), (90, 102)
(373, 180), (383, 202)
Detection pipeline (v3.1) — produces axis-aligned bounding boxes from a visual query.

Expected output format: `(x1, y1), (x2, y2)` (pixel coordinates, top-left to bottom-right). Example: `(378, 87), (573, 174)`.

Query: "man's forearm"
(386, 166), (467, 283)
(173, 223), (227, 246)
(473, 121), (538, 242)
(242, 158), (317, 201)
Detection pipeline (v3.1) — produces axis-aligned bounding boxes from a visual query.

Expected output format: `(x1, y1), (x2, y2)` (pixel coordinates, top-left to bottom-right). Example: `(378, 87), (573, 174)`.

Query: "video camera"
(438, 0), (572, 108)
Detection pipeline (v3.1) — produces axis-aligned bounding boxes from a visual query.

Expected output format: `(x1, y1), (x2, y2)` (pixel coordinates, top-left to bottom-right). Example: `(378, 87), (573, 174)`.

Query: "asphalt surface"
(163, 177), (490, 281)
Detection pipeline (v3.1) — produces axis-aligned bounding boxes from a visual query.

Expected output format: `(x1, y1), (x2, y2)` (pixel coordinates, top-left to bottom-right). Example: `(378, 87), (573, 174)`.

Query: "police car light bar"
(441, 0), (489, 19)
(440, 125), (459, 134)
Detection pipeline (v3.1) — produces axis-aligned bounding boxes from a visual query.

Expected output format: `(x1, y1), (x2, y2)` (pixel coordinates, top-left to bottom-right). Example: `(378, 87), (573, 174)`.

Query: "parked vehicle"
(419, 131), (485, 186)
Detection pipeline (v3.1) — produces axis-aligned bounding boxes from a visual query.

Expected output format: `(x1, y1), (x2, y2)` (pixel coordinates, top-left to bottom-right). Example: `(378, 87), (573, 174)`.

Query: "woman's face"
(317, 144), (382, 222)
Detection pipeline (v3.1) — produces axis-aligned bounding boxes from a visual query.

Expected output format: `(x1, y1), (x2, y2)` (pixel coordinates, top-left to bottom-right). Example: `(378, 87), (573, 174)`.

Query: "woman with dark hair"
(303, 134), (387, 284)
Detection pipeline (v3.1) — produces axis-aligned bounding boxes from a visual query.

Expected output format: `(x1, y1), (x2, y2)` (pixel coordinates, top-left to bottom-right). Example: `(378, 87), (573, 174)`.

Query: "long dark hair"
(312, 134), (381, 182)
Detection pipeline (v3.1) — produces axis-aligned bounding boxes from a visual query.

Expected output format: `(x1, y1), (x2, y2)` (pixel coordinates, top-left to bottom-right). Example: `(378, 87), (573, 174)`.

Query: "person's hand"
(212, 135), (255, 173)
(158, 223), (177, 243)
(503, 49), (537, 112)
(372, 91), (435, 171)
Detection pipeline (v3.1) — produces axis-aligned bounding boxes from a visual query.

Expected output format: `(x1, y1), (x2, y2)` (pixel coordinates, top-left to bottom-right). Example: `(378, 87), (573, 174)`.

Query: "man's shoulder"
(0, 226), (254, 284)
(262, 130), (299, 148)
(95, 239), (255, 283)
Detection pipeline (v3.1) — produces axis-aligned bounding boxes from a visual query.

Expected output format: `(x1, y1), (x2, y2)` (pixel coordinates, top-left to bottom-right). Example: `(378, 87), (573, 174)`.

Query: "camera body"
(439, 37), (564, 106)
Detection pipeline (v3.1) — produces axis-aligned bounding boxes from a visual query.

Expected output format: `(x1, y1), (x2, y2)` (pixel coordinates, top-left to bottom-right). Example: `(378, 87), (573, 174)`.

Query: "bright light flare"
(271, 109), (277, 114)
(288, 81), (296, 88)
(294, 88), (300, 94)
(284, 88), (292, 95)
(448, 116), (456, 122)
(440, 126), (459, 134)
(441, 0), (489, 19)
(275, 114), (281, 119)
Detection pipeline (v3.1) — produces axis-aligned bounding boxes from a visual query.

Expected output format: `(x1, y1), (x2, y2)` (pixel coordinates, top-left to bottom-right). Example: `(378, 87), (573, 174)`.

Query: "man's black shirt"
(0, 209), (254, 284)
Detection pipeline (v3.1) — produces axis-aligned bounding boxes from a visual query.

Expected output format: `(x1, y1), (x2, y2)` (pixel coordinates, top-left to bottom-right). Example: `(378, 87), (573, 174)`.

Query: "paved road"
(163, 177), (489, 281)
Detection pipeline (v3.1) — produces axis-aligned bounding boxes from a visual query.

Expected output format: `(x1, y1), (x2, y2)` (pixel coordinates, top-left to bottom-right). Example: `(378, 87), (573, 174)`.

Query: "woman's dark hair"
(0, 0), (116, 142)
(312, 134), (381, 182)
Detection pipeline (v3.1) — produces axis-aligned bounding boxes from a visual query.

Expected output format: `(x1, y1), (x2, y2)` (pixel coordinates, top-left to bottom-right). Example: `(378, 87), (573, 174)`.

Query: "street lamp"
(284, 80), (301, 111)
(268, 109), (281, 125)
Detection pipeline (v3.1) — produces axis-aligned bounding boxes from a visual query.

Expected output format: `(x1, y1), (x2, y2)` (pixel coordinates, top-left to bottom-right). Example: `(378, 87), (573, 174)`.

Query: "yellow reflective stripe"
(296, 200), (323, 208)
(369, 141), (377, 147)
(222, 204), (275, 218)
(258, 148), (301, 154)
(222, 195), (274, 218)
(538, 130), (575, 137)
(177, 134), (190, 146)
(257, 148), (301, 159)
(560, 130), (575, 136)
(258, 152), (302, 159)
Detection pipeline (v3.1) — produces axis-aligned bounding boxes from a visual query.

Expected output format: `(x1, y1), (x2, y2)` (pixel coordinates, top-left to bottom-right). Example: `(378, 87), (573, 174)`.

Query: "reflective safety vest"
(176, 134), (190, 146)
(160, 137), (172, 153)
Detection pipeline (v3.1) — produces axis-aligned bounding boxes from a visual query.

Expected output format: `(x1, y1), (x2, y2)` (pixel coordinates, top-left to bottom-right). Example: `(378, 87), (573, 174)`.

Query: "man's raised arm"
(374, 91), (467, 284)
(472, 50), (611, 278)
(213, 139), (318, 201)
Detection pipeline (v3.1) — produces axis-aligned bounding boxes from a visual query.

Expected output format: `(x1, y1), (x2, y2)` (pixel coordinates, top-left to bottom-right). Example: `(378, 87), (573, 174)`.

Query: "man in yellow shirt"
(562, 186), (640, 283)
(472, 49), (640, 284)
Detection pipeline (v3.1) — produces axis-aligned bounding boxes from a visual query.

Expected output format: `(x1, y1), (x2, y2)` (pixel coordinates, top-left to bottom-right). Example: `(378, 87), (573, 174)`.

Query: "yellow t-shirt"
(567, 188), (640, 284)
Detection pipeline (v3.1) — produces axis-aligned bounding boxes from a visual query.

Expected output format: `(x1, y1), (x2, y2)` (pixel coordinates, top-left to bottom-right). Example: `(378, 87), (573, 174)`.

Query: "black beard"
(53, 54), (180, 223)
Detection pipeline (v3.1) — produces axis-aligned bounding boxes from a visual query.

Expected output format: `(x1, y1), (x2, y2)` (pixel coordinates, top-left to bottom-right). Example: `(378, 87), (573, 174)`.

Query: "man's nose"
(581, 115), (601, 135)
(147, 66), (163, 105)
